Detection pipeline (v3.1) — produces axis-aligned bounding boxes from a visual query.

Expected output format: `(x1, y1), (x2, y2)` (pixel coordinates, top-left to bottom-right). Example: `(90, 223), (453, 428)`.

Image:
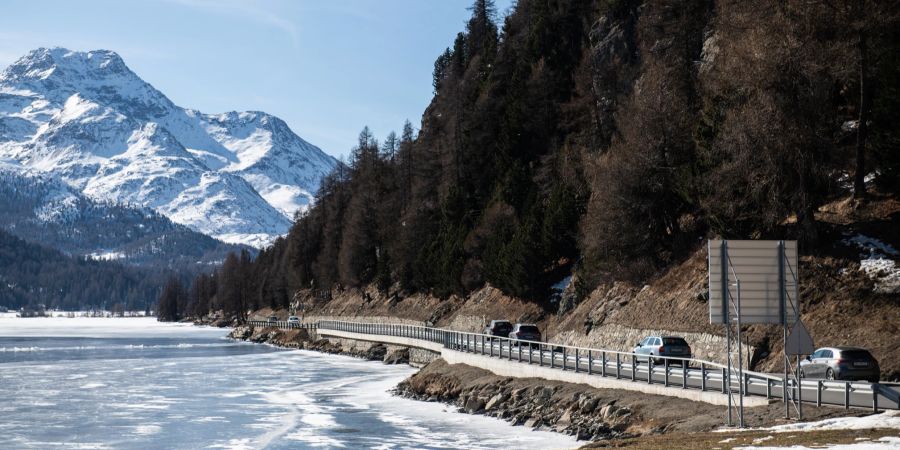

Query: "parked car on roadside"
(267, 315), (278, 324)
(800, 347), (880, 383)
(632, 336), (692, 365)
(483, 320), (513, 339)
(287, 316), (301, 326)
(508, 324), (542, 346)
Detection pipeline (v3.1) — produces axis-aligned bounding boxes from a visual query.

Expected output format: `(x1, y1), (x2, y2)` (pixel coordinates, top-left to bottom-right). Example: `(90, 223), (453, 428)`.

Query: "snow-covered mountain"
(0, 48), (338, 247)
(0, 159), (248, 268)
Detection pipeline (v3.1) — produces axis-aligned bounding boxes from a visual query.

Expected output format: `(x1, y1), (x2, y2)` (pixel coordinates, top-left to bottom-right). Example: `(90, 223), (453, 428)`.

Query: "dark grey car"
(508, 324), (541, 346)
(800, 347), (880, 382)
(632, 336), (692, 365)
(483, 320), (513, 338)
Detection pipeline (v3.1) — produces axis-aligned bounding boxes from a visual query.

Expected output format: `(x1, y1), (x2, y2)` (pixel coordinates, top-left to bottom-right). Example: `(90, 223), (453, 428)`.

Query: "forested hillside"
(183, 0), (900, 318)
(0, 169), (248, 269)
(0, 229), (167, 311)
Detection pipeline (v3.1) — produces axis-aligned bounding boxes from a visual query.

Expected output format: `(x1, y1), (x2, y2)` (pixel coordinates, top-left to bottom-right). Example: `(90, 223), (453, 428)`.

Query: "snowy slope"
(0, 159), (247, 267)
(0, 48), (338, 246)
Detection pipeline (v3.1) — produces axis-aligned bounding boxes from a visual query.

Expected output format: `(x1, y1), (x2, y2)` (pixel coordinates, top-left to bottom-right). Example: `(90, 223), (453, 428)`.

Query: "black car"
(509, 324), (542, 346)
(483, 320), (513, 338)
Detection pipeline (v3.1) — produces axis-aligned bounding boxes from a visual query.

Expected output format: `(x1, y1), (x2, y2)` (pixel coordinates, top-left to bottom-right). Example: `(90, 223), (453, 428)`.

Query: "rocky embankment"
(394, 360), (724, 441)
(226, 323), (864, 445)
(393, 359), (866, 444)
(228, 324), (410, 364)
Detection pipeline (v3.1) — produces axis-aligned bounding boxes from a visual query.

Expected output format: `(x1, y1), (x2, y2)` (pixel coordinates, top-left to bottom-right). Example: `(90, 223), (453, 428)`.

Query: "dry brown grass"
(582, 428), (898, 449)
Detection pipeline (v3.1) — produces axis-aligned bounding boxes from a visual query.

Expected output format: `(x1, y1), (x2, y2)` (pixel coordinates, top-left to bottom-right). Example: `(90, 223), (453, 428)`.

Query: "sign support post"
(709, 239), (802, 428)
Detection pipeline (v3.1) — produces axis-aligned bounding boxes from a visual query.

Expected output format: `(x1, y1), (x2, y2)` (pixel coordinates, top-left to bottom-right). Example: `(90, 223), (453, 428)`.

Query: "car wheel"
(799, 369), (805, 378)
(825, 368), (835, 380)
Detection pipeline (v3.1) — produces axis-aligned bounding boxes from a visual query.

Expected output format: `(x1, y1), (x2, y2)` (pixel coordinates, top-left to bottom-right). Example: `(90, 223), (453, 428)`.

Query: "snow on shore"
(0, 316), (225, 338)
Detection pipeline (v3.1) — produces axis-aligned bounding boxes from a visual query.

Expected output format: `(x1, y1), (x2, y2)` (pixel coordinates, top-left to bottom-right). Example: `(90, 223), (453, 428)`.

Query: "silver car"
(800, 347), (880, 382)
(632, 336), (692, 365)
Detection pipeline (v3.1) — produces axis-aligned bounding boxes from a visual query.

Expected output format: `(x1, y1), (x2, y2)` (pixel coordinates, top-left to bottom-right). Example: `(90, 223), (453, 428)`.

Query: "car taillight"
(835, 359), (847, 366)
(659, 345), (665, 353)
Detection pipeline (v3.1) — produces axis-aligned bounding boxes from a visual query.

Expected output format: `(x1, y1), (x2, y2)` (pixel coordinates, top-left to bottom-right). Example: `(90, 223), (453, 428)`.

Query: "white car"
(287, 316), (301, 326)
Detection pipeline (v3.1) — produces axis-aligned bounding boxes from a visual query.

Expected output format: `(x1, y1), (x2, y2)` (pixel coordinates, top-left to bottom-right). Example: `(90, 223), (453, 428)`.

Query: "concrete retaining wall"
(441, 348), (770, 407)
(318, 329), (770, 407)
(556, 323), (754, 368)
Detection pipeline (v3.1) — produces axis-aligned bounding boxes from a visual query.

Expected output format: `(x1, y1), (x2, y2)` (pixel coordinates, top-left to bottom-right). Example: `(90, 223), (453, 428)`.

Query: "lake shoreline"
(227, 322), (876, 447)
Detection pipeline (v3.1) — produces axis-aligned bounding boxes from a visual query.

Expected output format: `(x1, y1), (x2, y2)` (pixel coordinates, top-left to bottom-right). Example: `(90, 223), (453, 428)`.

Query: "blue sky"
(0, 0), (514, 159)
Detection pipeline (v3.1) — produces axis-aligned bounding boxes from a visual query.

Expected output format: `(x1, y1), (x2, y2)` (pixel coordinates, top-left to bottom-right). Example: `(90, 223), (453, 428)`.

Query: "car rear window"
(841, 350), (873, 360)
(519, 326), (540, 334)
(663, 338), (688, 346)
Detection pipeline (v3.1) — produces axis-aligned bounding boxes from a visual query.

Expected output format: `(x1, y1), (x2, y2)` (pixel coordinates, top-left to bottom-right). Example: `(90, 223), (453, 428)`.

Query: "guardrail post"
(845, 382), (851, 409)
(615, 354), (620, 379)
(816, 381), (823, 407)
(551, 347), (555, 369)
(628, 355), (634, 381)
(873, 387), (879, 412)
(528, 344), (533, 365)
(766, 379), (772, 399)
(575, 349), (580, 373)
(664, 362), (669, 387)
(588, 350), (592, 375)
(539, 344), (544, 367)
(784, 376), (789, 406)
(562, 348), (567, 371)
(741, 373), (750, 397)
(518, 341), (522, 362)
(648, 362), (653, 384)
(508, 339), (512, 361)
(700, 362), (706, 391)
(722, 368), (727, 394)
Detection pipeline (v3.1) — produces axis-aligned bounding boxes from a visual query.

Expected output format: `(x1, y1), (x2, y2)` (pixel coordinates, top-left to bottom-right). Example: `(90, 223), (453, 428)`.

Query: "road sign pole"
(736, 279), (744, 428)
(779, 241), (790, 419)
(722, 242), (732, 427)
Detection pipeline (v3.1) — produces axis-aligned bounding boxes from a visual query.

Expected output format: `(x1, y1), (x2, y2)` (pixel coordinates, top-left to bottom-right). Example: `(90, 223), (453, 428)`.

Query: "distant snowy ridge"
(0, 48), (338, 247)
(0, 161), (247, 267)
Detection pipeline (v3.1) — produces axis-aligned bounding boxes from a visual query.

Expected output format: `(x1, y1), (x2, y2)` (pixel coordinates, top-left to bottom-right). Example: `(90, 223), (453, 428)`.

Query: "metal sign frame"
(709, 240), (799, 325)
(707, 240), (801, 427)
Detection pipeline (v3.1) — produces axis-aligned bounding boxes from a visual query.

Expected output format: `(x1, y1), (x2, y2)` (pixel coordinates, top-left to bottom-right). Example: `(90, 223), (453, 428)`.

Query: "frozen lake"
(0, 317), (574, 449)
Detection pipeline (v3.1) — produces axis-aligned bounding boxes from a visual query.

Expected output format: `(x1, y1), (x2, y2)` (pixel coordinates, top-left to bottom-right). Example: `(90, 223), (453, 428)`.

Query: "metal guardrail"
(251, 319), (899, 412)
(247, 320), (317, 330)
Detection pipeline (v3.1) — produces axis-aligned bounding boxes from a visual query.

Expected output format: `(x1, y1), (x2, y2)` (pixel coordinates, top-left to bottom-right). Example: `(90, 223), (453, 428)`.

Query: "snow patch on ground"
(763, 410), (900, 433)
(843, 233), (900, 294)
(721, 410), (900, 434)
(86, 251), (125, 261)
(738, 436), (900, 450)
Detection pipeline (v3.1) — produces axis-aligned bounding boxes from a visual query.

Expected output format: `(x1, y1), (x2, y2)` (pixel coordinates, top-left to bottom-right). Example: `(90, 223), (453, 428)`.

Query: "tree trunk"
(853, 29), (870, 199)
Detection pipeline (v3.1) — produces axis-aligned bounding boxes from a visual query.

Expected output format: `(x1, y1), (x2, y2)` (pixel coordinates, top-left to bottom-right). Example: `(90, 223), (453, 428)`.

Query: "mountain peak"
(0, 47), (338, 247)
(3, 47), (129, 84)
